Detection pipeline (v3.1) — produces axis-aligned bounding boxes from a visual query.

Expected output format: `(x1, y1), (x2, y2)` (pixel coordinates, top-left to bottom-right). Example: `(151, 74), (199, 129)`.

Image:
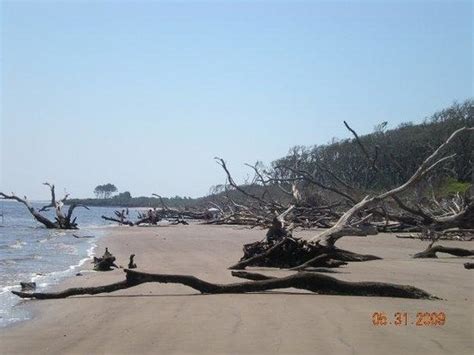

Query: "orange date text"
(371, 312), (446, 326)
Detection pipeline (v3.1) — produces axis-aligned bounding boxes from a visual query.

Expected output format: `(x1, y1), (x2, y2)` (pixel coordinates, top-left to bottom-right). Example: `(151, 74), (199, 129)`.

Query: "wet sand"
(1, 224), (473, 354)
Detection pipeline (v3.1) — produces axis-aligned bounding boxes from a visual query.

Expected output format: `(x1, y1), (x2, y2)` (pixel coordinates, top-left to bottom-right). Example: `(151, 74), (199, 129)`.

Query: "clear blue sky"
(1, 0), (472, 199)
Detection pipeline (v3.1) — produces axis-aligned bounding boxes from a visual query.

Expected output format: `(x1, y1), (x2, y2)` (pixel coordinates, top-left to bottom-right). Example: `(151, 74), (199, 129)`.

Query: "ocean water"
(0, 201), (135, 327)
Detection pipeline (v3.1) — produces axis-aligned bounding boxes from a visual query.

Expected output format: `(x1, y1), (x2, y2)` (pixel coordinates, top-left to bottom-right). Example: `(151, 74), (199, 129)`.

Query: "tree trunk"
(12, 269), (438, 300)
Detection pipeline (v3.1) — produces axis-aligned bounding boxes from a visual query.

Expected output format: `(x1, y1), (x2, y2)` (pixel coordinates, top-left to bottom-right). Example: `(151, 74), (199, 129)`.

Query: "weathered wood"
(289, 254), (347, 270)
(73, 234), (94, 239)
(93, 248), (118, 271)
(20, 282), (36, 291)
(230, 234), (381, 270)
(11, 269), (438, 300)
(128, 254), (137, 269)
(101, 215), (134, 226)
(1, 183), (87, 229)
(413, 245), (474, 259)
(464, 262), (474, 269)
(228, 237), (291, 270)
(309, 126), (473, 247)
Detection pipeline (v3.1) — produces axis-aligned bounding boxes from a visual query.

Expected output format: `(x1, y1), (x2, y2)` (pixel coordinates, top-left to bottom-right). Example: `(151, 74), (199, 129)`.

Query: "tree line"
(69, 99), (472, 209)
(267, 99), (472, 202)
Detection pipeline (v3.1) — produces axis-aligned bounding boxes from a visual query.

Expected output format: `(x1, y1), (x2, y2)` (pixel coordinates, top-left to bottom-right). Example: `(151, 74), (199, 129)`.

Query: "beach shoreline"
(0, 226), (115, 330)
(1, 224), (473, 355)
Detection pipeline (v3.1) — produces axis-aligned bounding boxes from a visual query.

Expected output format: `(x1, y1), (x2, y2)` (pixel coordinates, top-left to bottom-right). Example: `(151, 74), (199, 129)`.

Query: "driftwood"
(411, 225), (474, 259)
(212, 126), (472, 234)
(289, 254), (347, 270)
(152, 194), (212, 220)
(343, 122), (474, 232)
(101, 208), (162, 226)
(396, 234), (423, 239)
(229, 127), (473, 270)
(11, 269), (438, 300)
(170, 217), (189, 225)
(306, 127), (472, 249)
(0, 183), (88, 229)
(464, 262), (474, 269)
(128, 254), (137, 269)
(73, 234), (94, 239)
(102, 203), (204, 227)
(101, 215), (134, 226)
(93, 248), (118, 271)
(397, 229), (474, 241)
(211, 158), (344, 229)
(20, 282), (36, 291)
(413, 245), (474, 259)
(229, 236), (380, 270)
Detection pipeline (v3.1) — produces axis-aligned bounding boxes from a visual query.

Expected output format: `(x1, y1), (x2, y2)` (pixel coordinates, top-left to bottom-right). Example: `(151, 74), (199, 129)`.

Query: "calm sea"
(0, 201), (136, 327)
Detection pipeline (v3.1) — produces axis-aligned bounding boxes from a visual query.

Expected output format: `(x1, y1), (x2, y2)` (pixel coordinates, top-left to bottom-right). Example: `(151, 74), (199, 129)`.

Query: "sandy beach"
(1, 224), (473, 355)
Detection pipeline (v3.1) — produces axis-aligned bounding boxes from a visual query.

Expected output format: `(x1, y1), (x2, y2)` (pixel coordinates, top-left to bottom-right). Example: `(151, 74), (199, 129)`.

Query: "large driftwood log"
(413, 245), (474, 259)
(11, 269), (438, 300)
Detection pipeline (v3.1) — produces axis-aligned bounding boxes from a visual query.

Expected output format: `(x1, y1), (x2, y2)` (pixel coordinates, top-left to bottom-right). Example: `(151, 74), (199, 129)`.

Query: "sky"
(1, 0), (472, 200)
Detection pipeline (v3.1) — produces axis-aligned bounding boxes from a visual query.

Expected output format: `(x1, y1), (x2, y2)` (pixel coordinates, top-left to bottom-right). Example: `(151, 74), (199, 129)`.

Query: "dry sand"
(0, 224), (473, 355)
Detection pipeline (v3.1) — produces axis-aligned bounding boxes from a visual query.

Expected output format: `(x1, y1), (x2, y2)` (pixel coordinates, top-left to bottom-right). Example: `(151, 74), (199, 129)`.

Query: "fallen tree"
(0, 182), (88, 229)
(229, 127), (473, 270)
(101, 196), (212, 226)
(210, 158), (343, 228)
(101, 208), (161, 226)
(11, 268), (438, 300)
(210, 122), (473, 234)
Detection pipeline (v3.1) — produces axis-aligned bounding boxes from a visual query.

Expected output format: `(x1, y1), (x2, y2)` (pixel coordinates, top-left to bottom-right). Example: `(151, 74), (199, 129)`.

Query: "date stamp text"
(372, 312), (446, 326)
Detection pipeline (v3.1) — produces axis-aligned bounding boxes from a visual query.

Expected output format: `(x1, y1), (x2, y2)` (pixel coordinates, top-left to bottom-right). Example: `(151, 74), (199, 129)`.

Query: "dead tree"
(101, 194), (210, 226)
(0, 183), (88, 229)
(230, 127), (473, 270)
(215, 158), (283, 210)
(342, 121), (474, 232)
(11, 268), (438, 300)
(101, 207), (162, 226)
(212, 157), (361, 229)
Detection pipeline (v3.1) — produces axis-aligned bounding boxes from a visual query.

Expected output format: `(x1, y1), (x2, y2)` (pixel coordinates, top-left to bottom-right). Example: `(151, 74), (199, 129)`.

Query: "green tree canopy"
(94, 183), (118, 199)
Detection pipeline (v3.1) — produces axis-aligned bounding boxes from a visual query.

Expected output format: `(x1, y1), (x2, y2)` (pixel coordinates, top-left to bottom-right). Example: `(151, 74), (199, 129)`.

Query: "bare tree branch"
(310, 127), (473, 246)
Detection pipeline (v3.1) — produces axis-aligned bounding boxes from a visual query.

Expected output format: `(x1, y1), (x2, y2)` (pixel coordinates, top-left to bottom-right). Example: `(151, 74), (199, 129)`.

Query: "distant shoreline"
(64, 197), (193, 209)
